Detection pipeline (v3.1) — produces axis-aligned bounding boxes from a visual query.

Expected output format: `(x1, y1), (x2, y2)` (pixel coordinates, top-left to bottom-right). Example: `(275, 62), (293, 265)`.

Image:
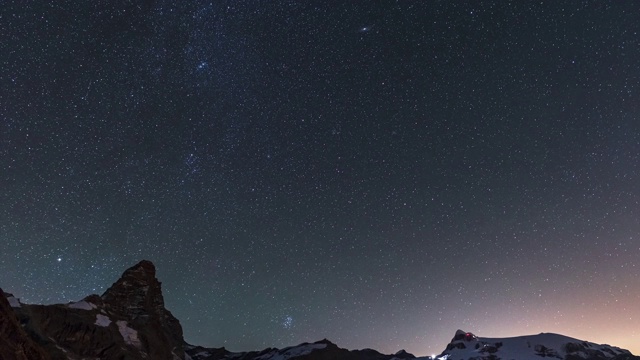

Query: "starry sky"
(1, 0), (640, 356)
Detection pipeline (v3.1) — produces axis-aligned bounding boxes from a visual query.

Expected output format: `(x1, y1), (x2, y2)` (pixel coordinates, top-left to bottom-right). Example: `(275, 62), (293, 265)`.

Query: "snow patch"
(68, 300), (96, 310)
(95, 314), (112, 327)
(7, 296), (21, 308)
(117, 320), (142, 348)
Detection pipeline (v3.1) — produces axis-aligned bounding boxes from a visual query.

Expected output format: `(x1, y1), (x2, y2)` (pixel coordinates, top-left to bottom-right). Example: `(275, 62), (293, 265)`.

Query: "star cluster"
(1, 1), (639, 355)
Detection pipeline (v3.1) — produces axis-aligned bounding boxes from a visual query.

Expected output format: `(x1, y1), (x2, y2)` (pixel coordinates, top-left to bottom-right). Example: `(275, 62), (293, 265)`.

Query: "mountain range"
(1, 260), (637, 360)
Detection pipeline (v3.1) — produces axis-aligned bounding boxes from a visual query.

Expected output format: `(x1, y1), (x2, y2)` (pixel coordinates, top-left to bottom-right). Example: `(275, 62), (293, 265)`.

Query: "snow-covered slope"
(437, 330), (634, 360)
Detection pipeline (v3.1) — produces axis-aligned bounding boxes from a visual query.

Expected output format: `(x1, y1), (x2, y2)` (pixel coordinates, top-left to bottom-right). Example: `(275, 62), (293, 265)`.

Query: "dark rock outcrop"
(101, 260), (185, 359)
(0, 289), (50, 360)
(18, 301), (131, 359)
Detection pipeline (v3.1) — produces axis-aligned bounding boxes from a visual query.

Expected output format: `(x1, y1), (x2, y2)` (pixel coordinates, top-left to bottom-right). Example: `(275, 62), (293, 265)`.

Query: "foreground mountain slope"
(0, 289), (50, 360)
(438, 330), (638, 360)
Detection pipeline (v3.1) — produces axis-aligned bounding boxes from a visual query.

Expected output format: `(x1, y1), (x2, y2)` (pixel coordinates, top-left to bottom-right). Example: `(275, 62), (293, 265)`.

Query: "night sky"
(2, 0), (640, 356)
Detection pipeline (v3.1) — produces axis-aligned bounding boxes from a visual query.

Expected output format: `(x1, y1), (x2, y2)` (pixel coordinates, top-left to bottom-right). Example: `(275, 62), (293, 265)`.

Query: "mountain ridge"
(1, 260), (637, 360)
(439, 329), (637, 360)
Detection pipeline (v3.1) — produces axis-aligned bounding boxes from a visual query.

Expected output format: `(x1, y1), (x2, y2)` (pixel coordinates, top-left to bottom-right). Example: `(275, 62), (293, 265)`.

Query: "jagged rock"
(452, 329), (478, 342)
(101, 259), (185, 359)
(0, 289), (50, 360)
(102, 260), (164, 318)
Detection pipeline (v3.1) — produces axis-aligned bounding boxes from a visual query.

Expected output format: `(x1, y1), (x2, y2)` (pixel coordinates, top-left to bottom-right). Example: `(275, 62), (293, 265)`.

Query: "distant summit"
(1, 261), (637, 360)
(438, 329), (638, 360)
(185, 338), (417, 360)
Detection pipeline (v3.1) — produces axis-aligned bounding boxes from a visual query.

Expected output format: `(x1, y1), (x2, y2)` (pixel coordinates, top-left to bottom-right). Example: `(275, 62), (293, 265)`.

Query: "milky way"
(1, 1), (639, 355)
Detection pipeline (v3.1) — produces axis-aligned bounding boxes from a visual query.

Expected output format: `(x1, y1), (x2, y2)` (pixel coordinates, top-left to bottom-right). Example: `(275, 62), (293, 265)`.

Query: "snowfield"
(117, 320), (142, 348)
(68, 300), (97, 310)
(7, 295), (21, 308)
(438, 330), (630, 360)
(95, 314), (112, 327)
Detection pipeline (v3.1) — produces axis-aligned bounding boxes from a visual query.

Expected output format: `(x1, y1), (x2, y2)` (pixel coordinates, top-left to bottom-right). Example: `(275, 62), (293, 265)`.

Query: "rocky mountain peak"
(101, 259), (164, 318)
(453, 330), (478, 342)
(394, 349), (415, 359)
(100, 260), (185, 359)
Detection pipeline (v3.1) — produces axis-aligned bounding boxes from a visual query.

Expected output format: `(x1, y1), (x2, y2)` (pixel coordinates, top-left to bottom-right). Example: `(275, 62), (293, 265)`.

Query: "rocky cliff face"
(101, 260), (185, 359)
(0, 289), (50, 360)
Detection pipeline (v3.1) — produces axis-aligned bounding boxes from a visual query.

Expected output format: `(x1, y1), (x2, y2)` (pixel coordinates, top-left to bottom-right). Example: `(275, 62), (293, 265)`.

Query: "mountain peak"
(314, 338), (337, 346)
(101, 259), (162, 315)
(451, 330), (478, 343)
(100, 260), (185, 359)
(132, 259), (157, 272)
(100, 259), (183, 339)
(123, 259), (157, 280)
(394, 349), (415, 359)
